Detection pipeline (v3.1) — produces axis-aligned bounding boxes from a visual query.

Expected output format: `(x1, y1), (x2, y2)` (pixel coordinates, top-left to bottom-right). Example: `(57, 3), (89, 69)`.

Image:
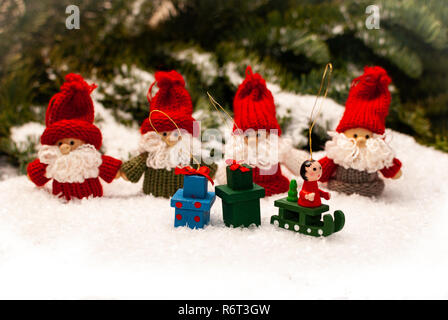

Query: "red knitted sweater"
(298, 180), (330, 208)
(27, 155), (121, 201)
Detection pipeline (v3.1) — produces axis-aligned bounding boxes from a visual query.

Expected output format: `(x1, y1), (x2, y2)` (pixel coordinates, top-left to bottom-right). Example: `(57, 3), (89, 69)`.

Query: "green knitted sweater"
(121, 152), (217, 198)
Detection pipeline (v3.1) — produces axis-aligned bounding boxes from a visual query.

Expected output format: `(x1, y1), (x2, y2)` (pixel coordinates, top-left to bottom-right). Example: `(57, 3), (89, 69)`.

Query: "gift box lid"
(183, 175), (208, 199)
(226, 164), (253, 191)
(215, 183), (265, 203)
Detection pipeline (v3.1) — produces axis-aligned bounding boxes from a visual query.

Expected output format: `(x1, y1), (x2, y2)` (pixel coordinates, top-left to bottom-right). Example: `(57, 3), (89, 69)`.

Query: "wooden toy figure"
(271, 62), (344, 237)
(170, 166), (216, 229)
(27, 74), (122, 201)
(297, 160), (330, 208)
(215, 160), (265, 228)
(120, 70), (217, 198)
(271, 161), (345, 237)
(319, 66), (402, 197)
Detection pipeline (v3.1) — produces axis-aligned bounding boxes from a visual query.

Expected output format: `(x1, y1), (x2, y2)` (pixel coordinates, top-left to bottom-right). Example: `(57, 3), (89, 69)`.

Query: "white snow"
(10, 122), (45, 152)
(98, 64), (154, 108)
(2, 79), (448, 299)
(93, 97), (141, 159)
(0, 156), (17, 181)
(174, 49), (219, 85)
(331, 25), (344, 35)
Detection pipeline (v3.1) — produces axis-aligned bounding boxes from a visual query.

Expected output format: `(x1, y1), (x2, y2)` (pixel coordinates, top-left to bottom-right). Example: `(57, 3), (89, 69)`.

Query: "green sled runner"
(271, 181), (345, 237)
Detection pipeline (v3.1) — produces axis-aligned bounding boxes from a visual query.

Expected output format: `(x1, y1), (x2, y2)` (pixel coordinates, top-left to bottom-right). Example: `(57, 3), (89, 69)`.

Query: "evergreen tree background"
(0, 0), (447, 172)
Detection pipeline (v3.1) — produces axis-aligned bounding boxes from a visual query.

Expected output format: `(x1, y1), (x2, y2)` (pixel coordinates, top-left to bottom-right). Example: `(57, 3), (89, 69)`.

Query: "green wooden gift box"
(215, 165), (265, 228)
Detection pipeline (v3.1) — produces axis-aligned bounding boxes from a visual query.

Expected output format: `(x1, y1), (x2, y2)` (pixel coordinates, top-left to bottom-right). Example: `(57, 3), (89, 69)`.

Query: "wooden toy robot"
(215, 160), (265, 228)
(170, 166), (216, 229)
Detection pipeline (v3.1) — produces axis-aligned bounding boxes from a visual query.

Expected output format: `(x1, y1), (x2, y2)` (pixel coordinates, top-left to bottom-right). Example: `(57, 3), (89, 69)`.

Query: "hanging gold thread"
(308, 63), (333, 160)
(206, 92), (242, 134)
(207, 92), (246, 162)
(147, 80), (157, 105)
(148, 109), (201, 169)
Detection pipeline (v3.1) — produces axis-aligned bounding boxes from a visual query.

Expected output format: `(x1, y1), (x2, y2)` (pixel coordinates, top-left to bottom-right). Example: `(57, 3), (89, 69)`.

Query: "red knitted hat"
(41, 74), (102, 149)
(233, 66), (281, 135)
(140, 70), (195, 135)
(336, 66), (392, 135)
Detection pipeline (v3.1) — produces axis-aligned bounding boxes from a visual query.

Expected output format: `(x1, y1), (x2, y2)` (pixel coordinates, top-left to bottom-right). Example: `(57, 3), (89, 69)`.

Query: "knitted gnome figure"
(27, 74), (122, 201)
(318, 66), (402, 197)
(120, 70), (217, 198)
(216, 66), (308, 196)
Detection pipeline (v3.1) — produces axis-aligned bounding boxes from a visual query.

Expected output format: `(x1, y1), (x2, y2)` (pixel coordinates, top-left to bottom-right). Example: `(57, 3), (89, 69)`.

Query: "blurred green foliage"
(0, 0), (447, 172)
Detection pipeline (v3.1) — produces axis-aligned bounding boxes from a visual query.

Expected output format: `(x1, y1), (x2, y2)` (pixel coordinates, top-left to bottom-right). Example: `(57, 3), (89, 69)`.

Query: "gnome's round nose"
(356, 136), (367, 147)
(59, 143), (71, 155)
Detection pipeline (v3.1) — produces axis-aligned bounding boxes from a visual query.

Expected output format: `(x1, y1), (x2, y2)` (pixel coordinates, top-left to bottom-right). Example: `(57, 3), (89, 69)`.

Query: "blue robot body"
(170, 175), (215, 229)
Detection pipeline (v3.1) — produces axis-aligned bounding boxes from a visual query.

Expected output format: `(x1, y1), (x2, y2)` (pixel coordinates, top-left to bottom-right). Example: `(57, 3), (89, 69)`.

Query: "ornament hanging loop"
(308, 63), (333, 161)
(207, 92), (246, 163)
(148, 109), (182, 139)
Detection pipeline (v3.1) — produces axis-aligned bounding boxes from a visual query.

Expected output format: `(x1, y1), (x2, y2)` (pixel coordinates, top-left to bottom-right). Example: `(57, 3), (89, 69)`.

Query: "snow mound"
(2, 78), (448, 299)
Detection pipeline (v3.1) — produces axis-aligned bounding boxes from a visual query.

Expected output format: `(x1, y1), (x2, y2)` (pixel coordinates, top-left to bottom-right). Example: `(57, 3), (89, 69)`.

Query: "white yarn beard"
(138, 132), (194, 170)
(224, 134), (281, 170)
(325, 131), (395, 173)
(38, 144), (102, 183)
